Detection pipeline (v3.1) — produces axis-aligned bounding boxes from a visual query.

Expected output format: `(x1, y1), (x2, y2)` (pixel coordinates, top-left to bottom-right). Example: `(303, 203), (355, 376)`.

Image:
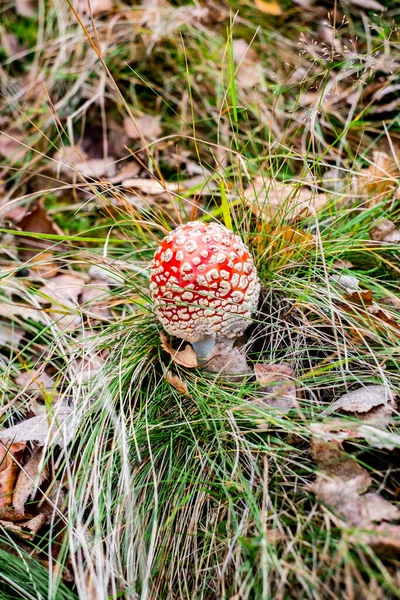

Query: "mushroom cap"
(150, 221), (260, 343)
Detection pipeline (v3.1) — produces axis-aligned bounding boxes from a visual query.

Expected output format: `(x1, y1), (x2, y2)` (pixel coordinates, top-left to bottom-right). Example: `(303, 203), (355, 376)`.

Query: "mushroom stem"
(191, 336), (216, 362)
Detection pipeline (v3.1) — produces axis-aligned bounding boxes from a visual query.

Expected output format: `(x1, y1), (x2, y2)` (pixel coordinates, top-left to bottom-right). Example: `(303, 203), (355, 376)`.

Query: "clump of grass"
(0, 1), (400, 599)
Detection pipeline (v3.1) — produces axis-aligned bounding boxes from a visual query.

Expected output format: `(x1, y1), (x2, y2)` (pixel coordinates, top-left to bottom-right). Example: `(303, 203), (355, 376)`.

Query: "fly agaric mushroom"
(150, 221), (260, 359)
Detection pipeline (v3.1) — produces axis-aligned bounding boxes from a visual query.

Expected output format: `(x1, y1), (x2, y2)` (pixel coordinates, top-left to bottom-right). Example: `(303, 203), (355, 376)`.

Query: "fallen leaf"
(254, 0), (282, 15)
(370, 220), (400, 243)
(38, 273), (85, 331)
(328, 385), (396, 416)
(124, 115), (162, 141)
(74, 0), (113, 17)
(1, 303), (48, 325)
(245, 176), (329, 222)
(205, 343), (251, 376)
(15, 369), (55, 398)
(0, 507), (35, 522)
(18, 200), (64, 276)
(253, 363), (298, 412)
(13, 447), (48, 515)
(0, 441), (26, 508)
(0, 513), (46, 540)
(160, 332), (198, 368)
(0, 403), (75, 448)
(80, 279), (110, 320)
(311, 437), (370, 482)
(232, 39), (258, 65)
(359, 523), (400, 556)
(38, 274), (85, 305)
(122, 178), (178, 195)
(0, 322), (24, 349)
(310, 420), (400, 450)
(330, 273), (360, 293)
(52, 146), (117, 179)
(15, 0), (38, 17)
(164, 371), (189, 395)
(357, 425), (400, 450)
(356, 151), (397, 204)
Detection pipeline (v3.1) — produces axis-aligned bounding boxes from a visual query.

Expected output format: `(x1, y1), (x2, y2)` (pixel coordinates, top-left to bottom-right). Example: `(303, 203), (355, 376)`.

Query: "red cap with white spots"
(150, 221), (260, 344)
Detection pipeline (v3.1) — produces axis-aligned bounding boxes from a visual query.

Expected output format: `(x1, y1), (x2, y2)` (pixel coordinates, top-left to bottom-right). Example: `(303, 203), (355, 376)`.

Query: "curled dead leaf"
(13, 447), (48, 515)
(164, 371), (190, 396)
(0, 441), (26, 508)
(160, 332), (198, 368)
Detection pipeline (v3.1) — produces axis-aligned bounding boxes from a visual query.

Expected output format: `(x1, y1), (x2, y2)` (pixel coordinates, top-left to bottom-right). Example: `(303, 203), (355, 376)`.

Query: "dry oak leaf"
(0, 322), (24, 349)
(254, 363), (298, 412)
(74, 0), (113, 17)
(370, 220), (400, 243)
(160, 332), (198, 368)
(124, 115), (162, 141)
(80, 279), (110, 321)
(13, 447), (48, 515)
(0, 441), (26, 508)
(0, 513), (46, 540)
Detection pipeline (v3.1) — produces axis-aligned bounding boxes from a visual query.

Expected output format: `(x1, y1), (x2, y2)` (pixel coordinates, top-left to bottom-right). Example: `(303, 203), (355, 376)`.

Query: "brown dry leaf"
(370, 220), (400, 243)
(261, 224), (315, 265)
(0, 441), (26, 508)
(160, 332), (198, 368)
(0, 507), (35, 522)
(15, 369), (55, 400)
(18, 200), (64, 276)
(311, 437), (370, 482)
(254, 363), (298, 412)
(310, 421), (400, 450)
(360, 523), (400, 556)
(124, 115), (162, 141)
(245, 177), (328, 222)
(164, 371), (189, 396)
(13, 447), (48, 515)
(205, 343), (251, 376)
(74, 0), (113, 17)
(0, 513), (46, 540)
(328, 385), (396, 415)
(80, 279), (110, 320)
(254, 0), (282, 15)
(38, 273), (85, 331)
(38, 274), (85, 305)
(15, 0), (38, 17)
(356, 151), (397, 204)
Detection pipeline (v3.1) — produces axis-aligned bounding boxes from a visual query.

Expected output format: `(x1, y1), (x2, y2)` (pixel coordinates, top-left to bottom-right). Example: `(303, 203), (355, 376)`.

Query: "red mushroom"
(150, 221), (260, 359)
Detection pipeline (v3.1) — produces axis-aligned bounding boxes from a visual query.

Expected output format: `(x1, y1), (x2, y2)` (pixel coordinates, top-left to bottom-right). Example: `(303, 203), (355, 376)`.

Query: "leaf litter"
(308, 384), (400, 552)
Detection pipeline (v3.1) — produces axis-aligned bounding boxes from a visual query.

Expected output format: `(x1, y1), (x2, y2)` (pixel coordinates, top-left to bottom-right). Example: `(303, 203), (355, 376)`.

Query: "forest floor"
(0, 0), (400, 598)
